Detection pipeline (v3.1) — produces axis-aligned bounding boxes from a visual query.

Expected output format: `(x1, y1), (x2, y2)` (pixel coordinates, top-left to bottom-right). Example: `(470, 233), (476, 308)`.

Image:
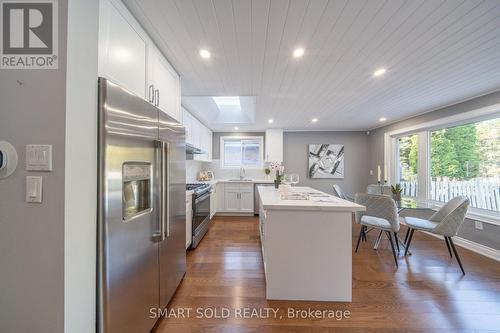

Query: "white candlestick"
(377, 165), (381, 182)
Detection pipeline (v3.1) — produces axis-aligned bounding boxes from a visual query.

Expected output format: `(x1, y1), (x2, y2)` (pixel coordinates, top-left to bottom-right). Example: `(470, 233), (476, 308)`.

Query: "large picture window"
(430, 118), (500, 211)
(220, 136), (263, 169)
(387, 111), (500, 218)
(397, 134), (418, 197)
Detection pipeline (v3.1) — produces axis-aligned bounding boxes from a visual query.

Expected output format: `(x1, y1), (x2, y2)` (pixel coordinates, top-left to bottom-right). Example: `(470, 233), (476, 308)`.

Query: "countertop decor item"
(391, 183), (403, 206)
(264, 167), (271, 180)
(270, 161), (284, 189)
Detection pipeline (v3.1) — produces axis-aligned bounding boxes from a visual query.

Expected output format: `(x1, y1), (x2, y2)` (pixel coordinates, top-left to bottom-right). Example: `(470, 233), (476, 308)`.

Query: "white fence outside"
(400, 177), (500, 212)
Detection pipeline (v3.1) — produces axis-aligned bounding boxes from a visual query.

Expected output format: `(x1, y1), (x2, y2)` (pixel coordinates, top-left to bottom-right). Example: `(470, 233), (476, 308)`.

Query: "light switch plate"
(26, 144), (52, 171)
(26, 176), (43, 203)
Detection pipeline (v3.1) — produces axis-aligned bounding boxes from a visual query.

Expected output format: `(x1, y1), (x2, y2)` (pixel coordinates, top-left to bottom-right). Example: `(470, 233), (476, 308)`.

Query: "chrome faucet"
(239, 167), (246, 179)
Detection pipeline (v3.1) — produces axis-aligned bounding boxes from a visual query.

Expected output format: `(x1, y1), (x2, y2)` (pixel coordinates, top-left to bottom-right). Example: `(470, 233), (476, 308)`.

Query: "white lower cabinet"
(216, 183), (225, 212)
(186, 193), (193, 249)
(224, 185), (241, 212)
(220, 183), (254, 213)
(210, 185), (217, 218)
(239, 186), (254, 213)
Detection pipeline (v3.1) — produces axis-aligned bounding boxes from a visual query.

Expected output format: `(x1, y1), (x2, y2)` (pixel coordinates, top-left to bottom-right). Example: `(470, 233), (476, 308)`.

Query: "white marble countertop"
(191, 178), (274, 185)
(258, 186), (365, 212)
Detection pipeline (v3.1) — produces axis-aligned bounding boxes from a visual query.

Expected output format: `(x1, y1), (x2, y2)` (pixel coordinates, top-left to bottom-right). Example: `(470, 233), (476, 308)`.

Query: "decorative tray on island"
(280, 193), (310, 200)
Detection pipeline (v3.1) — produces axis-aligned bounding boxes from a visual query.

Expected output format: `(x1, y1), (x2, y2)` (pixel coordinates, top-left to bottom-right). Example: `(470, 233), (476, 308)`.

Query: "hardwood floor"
(153, 216), (500, 333)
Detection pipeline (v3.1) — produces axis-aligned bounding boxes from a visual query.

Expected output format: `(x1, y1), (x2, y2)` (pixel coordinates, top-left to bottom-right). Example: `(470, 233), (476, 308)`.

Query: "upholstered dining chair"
(354, 193), (400, 267)
(332, 184), (354, 201)
(404, 196), (469, 274)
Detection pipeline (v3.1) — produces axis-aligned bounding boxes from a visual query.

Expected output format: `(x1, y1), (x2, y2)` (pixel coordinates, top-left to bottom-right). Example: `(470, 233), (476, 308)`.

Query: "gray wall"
(212, 131), (370, 195)
(368, 91), (500, 251)
(283, 131), (370, 195)
(0, 1), (68, 332)
(213, 132), (265, 160)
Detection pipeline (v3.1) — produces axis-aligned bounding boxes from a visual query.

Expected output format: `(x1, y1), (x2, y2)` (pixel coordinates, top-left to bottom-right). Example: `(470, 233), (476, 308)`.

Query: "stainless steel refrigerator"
(97, 78), (186, 333)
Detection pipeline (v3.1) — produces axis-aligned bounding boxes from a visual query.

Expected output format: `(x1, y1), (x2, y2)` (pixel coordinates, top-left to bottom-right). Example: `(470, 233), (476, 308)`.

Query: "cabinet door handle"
(148, 84), (154, 103)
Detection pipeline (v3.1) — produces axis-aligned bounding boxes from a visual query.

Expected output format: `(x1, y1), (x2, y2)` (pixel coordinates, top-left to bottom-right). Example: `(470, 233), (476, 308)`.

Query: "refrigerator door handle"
(153, 140), (167, 242)
(161, 141), (168, 241)
(164, 141), (170, 238)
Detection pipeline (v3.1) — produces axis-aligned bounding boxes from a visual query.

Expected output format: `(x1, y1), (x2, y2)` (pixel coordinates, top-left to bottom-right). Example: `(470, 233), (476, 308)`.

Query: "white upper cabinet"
(98, 0), (147, 99)
(181, 108), (212, 161)
(265, 129), (283, 162)
(182, 107), (193, 145)
(149, 48), (181, 121)
(98, 0), (181, 122)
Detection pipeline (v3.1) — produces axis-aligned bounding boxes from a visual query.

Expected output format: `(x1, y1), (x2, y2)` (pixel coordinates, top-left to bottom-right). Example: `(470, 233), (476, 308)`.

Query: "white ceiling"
(123, 0), (500, 131)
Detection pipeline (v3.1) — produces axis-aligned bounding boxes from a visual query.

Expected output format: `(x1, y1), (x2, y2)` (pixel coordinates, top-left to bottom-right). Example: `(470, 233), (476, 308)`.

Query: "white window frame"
(220, 135), (264, 169)
(384, 102), (500, 226)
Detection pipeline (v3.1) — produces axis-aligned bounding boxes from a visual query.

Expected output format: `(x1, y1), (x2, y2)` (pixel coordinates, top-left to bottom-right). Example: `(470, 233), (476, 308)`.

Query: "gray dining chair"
(354, 193), (400, 267)
(332, 184), (353, 201)
(404, 196), (469, 274)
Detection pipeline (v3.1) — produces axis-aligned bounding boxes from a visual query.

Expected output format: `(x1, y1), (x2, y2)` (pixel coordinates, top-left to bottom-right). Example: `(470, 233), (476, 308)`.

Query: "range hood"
(186, 143), (205, 154)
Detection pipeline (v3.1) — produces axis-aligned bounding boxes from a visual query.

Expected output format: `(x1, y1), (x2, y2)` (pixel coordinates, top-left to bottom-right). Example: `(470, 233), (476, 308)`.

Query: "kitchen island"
(257, 186), (365, 302)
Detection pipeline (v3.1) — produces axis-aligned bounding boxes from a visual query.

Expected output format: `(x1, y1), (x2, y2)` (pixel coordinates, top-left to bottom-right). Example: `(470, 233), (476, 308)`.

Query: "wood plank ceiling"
(123, 0), (500, 131)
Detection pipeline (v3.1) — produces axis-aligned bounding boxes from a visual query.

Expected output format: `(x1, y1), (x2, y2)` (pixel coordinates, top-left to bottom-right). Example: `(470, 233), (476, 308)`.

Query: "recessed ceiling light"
(199, 49), (211, 59)
(293, 48), (305, 58)
(268, 119), (274, 124)
(373, 68), (386, 77)
(311, 118), (318, 123)
(379, 117), (387, 122)
(234, 126), (239, 130)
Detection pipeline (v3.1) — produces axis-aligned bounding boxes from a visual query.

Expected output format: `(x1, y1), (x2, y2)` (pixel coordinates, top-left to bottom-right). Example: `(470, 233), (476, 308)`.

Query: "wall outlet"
(474, 221), (483, 230)
(369, 170), (373, 176)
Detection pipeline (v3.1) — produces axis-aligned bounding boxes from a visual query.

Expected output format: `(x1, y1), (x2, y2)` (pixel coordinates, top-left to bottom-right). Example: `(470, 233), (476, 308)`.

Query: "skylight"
(212, 96), (241, 109)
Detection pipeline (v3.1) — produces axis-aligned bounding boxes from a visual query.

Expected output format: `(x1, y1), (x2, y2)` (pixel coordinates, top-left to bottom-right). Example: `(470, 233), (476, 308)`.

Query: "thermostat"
(0, 149), (6, 169)
(0, 141), (18, 179)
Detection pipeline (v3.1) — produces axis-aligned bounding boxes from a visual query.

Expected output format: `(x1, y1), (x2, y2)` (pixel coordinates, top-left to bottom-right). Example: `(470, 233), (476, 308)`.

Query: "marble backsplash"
(186, 159), (268, 182)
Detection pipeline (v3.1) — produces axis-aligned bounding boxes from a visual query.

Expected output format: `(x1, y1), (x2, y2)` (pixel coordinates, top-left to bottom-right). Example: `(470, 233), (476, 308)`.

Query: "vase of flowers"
(391, 184), (403, 207)
(269, 161), (284, 189)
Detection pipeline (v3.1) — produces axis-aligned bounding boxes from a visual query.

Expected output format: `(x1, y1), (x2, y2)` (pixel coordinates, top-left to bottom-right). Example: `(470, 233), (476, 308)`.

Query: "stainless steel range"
(187, 183), (212, 248)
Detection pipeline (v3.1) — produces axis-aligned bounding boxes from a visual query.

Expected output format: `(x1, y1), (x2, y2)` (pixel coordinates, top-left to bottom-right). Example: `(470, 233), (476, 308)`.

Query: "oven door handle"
(195, 192), (210, 204)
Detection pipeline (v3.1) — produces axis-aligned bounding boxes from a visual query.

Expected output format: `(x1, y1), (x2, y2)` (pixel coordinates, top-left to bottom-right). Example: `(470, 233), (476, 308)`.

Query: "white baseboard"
(423, 232), (500, 262)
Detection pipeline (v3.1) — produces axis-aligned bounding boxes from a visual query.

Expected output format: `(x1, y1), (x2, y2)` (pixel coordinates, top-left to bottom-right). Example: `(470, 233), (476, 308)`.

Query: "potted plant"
(391, 184), (403, 206)
(264, 167), (271, 180)
(269, 162), (284, 189)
